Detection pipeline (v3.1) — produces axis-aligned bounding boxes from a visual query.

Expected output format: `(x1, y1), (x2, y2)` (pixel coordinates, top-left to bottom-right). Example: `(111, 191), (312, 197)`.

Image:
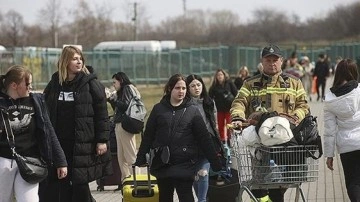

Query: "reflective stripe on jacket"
(230, 72), (309, 121)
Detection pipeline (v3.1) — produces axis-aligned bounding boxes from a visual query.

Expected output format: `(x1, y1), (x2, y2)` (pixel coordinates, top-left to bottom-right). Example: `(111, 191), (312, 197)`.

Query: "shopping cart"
(228, 126), (320, 202)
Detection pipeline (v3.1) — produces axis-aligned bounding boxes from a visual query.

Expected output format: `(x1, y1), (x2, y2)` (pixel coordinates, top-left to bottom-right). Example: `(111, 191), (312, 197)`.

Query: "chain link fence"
(1, 43), (360, 89)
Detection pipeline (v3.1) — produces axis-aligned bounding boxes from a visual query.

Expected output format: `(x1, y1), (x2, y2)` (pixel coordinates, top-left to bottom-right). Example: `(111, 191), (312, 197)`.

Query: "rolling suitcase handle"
(132, 164), (152, 196)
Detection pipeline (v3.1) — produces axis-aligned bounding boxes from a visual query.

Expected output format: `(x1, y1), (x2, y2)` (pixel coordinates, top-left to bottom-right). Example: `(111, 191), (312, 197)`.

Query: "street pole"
(132, 2), (138, 41)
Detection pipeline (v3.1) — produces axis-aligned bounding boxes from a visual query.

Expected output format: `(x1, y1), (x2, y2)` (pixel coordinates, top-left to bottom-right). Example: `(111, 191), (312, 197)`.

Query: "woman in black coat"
(40, 46), (112, 202)
(209, 68), (238, 144)
(135, 74), (222, 202)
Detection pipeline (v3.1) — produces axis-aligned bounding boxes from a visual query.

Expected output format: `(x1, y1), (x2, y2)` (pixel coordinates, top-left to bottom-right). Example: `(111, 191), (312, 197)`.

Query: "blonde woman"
(40, 46), (112, 202)
(234, 66), (250, 90)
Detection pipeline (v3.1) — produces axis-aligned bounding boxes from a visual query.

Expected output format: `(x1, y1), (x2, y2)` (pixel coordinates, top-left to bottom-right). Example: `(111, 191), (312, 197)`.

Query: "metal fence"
(1, 42), (360, 89)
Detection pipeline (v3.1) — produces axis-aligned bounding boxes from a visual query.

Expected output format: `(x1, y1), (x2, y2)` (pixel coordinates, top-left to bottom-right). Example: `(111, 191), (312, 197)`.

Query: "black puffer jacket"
(44, 72), (112, 184)
(135, 96), (222, 179)
(209, 80), (238, 112)
(0, 92), (67, 168)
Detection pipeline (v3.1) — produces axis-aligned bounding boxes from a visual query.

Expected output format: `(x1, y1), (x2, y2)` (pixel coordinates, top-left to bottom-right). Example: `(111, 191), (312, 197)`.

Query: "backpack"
(121, 86), (147, 134)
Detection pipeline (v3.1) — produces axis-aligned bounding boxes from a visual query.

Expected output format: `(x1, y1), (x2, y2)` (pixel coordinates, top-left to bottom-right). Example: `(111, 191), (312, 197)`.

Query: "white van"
(93, 41), (162, 52)
(160, 40), (176, 51)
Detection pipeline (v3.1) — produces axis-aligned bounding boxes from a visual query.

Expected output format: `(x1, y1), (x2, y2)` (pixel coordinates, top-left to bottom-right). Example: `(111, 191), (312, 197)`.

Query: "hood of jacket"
(324, 83), (360, 118)
(50, 71), (97, 90)
(159, 95), (194, 110)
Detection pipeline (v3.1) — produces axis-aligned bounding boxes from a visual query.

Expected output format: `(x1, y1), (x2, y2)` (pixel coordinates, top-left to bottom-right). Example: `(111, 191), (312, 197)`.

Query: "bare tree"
(156, 9), (208, 46)
(3, 1), (360, 48)
(2, 10), (24, 47)
(23, 25), (45, 46)
(250, 8), (293, 43)
(207, 10), (240, 43)
(38, 0), (62, 47)
(93, 1), (116, 41)
(136, 3), (153, 40)
(320, 2), (360, 40)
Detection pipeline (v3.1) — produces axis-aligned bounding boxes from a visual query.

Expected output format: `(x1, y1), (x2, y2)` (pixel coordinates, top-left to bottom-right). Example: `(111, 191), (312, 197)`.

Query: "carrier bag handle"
(304, 136), (323, 160)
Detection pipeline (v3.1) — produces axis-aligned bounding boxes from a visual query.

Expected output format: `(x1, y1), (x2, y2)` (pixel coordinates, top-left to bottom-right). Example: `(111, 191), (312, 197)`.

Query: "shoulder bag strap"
(1, 109), (16, 152)
(167, 108), (187, 145)
(128, 85), (139, 99)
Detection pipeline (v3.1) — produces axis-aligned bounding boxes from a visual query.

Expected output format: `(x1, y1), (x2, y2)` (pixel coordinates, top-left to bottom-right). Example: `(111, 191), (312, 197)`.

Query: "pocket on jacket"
(171, 145), (198, 164)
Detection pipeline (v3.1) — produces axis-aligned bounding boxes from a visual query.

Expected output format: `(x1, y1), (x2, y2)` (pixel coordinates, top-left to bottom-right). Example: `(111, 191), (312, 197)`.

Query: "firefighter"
(230, 44), (310, 202)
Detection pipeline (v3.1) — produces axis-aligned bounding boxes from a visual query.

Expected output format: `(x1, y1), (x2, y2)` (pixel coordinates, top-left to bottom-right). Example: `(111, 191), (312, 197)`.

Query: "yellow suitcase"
(122, 165), (159, 202)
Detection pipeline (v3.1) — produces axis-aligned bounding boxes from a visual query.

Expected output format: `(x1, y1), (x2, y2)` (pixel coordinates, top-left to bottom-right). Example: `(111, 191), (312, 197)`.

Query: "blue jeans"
(193, 159), (210, 202)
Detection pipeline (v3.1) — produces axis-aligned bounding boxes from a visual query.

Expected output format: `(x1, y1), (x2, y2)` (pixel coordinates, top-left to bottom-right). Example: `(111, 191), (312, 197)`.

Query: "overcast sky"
(1, 0), (358, 25)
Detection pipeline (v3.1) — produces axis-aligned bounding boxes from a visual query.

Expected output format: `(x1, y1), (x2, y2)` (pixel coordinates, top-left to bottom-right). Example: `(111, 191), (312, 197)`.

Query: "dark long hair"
(332, 59), (358, 87)
(112, 72), (133, 93)
(186, 74), (214, 111)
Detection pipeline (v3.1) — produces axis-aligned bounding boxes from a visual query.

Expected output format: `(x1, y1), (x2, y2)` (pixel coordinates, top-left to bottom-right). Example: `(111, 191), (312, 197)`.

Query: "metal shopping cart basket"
(230, 129), (320, 202)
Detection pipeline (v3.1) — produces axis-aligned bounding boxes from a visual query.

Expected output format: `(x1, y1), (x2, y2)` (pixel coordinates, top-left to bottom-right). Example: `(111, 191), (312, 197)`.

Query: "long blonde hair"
(57, 46), (89, 85)
(238, 66), (249, 78)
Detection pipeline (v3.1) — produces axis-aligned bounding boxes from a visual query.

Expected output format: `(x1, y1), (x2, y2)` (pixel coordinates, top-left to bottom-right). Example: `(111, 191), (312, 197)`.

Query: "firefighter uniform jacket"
(230, 72), (309, 121)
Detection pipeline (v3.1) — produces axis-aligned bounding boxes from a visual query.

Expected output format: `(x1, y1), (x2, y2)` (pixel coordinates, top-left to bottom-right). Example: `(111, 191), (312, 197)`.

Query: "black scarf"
(330, 80), (358, 97)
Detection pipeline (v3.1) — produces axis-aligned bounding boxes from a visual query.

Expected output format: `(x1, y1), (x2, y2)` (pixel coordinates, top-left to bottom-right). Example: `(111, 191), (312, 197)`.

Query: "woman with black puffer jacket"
(135, 74), (223, 202)
(40, 46), (112, 202)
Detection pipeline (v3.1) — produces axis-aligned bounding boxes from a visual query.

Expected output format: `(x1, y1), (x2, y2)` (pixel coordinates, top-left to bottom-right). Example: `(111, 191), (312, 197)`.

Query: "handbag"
(149, 146), (170, 170)
(223, 90), (235, 106)
(148, 108), (187, 171)
(1, 109), (48, 184)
